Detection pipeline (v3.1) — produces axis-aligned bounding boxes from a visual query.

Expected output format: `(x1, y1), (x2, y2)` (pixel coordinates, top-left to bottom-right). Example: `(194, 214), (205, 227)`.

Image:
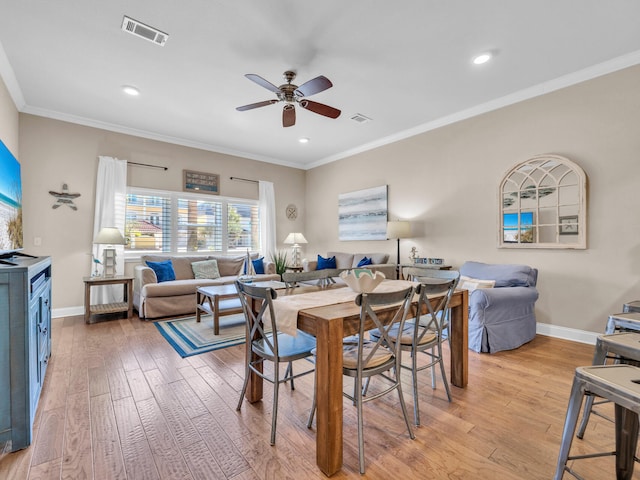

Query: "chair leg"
(270, 362), (280, 445)
(437, 342), (452, 402)
(285, 361), (295, 390)
(356, 374), (366, 474)
(307, 371), (317, 429)
(554, 376), (584, 480)
(237, 360), (251, 411)
(412, 349), (420, 426)
(397, 370), (415, 441)
(576, 394), (596, 439)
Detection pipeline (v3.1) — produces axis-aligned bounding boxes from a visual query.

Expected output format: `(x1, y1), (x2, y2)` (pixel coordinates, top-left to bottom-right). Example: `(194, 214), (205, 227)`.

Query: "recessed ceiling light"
(299, 137), (310, 144)
(122, 85), (140, 96)
(472, 52), (492, 65)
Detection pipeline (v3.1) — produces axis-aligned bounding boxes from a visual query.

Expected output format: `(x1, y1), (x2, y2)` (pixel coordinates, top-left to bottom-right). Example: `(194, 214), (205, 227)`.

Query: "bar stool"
(605, 312), (640, 334)
(554, 364), (640, 480)
(576, 332), (640, 439)
(623, 301), (640, 314)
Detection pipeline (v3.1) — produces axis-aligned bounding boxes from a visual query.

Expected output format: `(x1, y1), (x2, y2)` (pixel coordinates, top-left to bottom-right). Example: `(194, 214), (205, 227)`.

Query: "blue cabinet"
(0, 256), (51, 452)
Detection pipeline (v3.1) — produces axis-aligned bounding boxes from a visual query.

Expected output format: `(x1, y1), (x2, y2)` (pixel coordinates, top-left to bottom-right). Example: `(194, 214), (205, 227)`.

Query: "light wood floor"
(1, 313), (638, 479)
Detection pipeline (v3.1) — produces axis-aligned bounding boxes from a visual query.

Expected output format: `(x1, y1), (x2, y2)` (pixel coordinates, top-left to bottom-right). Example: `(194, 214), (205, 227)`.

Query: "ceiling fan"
(236, 70), (341, 127)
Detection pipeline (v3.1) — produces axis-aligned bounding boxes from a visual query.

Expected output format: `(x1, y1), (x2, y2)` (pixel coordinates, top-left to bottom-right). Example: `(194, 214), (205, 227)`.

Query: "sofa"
(133, 254), (280, 319)
(459, 261), (539, 354)
(302, 251), (396, 279)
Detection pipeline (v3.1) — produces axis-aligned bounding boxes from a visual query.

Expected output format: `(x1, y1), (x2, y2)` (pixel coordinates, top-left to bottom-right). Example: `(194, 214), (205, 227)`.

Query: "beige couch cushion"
(212, 255), (245, 277)
(352, 253), (389, 267)
(142, 255), (205, 280)
(327, 252), (355, 269)
(142, 254), (246, 279)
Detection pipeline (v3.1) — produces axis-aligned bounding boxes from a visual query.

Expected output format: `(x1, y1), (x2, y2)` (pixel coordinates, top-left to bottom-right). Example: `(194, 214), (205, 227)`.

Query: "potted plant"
(270, 250), (288, 278)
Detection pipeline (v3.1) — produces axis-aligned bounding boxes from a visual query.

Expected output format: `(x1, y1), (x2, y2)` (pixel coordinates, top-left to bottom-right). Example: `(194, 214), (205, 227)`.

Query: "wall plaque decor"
(338, 185), (387, 241)
(183, 170), (219, 195)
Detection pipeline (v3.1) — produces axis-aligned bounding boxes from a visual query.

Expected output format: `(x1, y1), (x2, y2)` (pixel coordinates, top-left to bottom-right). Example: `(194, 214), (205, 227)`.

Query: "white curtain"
(259, 181), (276, 258)
(93, 156), (127, 303)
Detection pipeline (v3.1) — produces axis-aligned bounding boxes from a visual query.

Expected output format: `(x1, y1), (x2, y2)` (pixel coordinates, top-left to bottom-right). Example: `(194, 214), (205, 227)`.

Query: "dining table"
(244, 279), (469, 477)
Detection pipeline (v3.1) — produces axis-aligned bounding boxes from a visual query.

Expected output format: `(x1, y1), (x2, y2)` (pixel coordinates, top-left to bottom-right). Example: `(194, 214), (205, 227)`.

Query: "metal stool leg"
(555, 375), (585, 480)
(615, 404), (639, 480)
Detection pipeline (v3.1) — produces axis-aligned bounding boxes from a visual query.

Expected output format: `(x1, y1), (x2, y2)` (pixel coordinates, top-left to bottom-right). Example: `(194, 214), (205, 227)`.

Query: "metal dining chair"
(281, 269), (329, 288)
(370, 271), (459, 426)
(307, 286), (416, 474)
(401, 267), (460, 346)
(235, 281), (316, 445)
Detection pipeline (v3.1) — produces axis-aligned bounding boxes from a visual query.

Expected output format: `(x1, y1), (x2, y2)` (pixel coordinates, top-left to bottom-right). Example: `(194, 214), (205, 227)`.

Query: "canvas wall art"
(338, 185), (387, 241)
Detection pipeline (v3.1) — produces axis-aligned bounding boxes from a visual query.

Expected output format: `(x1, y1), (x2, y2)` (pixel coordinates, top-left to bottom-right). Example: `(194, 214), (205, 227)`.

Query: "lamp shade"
(386, 221), (411, 239)
(284, 232), (308, 244)
(94, 227), (126, 245)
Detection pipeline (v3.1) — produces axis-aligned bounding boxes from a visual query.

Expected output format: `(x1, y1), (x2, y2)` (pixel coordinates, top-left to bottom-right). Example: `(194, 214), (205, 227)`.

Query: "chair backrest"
(281, 269), (329, 287)
(235, 280), (280, 356)
(402, 267), (460, 285)
(352, 286), (415, 372)
(413, 273), (459, 343)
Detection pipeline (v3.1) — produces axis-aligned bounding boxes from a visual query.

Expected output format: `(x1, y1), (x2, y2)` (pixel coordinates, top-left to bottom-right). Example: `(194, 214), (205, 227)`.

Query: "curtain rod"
(230, 176), (258, 184)
(128, 161), (168, 171)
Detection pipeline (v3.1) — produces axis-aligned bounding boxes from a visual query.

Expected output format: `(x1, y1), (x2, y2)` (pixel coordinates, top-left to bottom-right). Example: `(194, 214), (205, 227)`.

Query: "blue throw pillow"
(317, 255), (337, 270)
(252, 257), (265, 275)
(146, 259), (176, 283)
(357, 256), (372, 267)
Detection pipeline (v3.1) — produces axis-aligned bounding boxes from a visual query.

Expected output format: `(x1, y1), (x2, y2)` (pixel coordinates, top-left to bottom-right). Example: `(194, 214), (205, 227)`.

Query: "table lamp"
(284, 232), (307, 267)
(386, 221), (411, 279)
(94, 227), (126, 277)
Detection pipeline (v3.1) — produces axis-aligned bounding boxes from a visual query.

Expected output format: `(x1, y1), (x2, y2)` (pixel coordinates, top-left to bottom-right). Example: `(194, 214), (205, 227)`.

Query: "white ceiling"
(1, 1), (640, 170)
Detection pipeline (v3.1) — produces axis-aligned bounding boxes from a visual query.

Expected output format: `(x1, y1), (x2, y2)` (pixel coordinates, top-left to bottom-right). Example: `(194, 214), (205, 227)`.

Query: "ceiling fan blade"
(245, 74), (281, 94)
(236, 99), (278, 111)
(294, 75), (333, 97)
(283, 104), (296, 127)
(299, 99), (341, 119)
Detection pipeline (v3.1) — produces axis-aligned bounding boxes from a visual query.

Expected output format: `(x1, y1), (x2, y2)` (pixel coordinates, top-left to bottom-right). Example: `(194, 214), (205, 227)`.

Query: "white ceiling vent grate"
(350, 113), (372, 124)
(121, 16), (168, 46)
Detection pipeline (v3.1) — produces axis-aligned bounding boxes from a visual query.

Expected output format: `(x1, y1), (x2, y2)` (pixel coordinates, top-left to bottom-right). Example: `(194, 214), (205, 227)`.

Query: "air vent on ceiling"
(350, 113), (372, 124)
(121, 16), (168, 46)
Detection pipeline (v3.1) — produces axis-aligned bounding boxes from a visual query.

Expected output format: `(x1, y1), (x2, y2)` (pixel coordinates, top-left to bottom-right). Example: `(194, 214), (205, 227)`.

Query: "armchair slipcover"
(460, 261), (539, 353)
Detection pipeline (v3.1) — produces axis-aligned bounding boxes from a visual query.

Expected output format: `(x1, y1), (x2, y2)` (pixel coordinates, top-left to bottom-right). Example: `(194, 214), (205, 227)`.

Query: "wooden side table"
(83, 275), (133, 324)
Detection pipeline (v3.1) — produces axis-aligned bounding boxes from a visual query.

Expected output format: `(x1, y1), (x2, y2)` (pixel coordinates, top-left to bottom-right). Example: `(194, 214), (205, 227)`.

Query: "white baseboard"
(52, 306), (84, 318)
(536, 322), (598, 345)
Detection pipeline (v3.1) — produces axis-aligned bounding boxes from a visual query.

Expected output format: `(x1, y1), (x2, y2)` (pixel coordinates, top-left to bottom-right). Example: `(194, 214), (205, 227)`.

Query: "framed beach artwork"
(338, 185), (388, 241)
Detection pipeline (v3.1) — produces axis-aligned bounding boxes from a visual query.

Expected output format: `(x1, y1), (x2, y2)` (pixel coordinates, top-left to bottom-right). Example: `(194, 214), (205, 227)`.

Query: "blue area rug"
(155, 314), (251, 357)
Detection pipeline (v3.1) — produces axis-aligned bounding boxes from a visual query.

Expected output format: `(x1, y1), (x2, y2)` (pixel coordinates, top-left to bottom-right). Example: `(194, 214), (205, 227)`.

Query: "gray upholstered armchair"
(459, 261), (539, 353)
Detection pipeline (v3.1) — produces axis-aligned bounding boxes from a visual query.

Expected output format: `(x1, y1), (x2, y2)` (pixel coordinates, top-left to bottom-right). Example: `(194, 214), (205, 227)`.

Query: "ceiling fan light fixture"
(472, 52), (493, 65)
(122, 85), (140, 96)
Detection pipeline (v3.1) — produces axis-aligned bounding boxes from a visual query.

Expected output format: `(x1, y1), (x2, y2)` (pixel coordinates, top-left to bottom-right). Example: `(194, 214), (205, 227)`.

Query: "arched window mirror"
(499, 154), (587, 249)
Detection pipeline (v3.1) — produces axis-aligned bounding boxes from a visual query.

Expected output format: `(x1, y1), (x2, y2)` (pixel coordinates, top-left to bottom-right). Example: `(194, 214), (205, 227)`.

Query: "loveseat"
(459, 261), (539, 353)
(133, 254), (280, 319)
(302, 251), (396, 279)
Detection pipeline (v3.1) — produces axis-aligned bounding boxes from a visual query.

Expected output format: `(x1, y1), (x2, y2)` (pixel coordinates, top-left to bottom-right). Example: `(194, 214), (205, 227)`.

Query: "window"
(499, 154), (587, 249)
(125, 187), (260, 257)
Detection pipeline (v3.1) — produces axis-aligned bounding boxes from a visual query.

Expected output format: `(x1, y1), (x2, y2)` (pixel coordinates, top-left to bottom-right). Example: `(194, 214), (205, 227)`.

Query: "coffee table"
(195, 284), (244, 335)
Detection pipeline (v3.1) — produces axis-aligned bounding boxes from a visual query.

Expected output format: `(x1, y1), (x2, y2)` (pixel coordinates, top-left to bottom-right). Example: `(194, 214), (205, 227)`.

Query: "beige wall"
(305, 65), (640, 336)
(0, 75), (18, 154)
(17, 115), (305, 312)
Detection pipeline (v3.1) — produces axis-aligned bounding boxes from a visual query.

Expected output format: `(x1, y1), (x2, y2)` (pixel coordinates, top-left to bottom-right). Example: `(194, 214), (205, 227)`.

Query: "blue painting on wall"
(338, 185), (387, 241)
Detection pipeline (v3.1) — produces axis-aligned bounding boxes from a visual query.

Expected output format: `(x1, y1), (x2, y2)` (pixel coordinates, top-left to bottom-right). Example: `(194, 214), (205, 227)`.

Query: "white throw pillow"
(458, 275), (496, 293)
(191, 259), (220, 279)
